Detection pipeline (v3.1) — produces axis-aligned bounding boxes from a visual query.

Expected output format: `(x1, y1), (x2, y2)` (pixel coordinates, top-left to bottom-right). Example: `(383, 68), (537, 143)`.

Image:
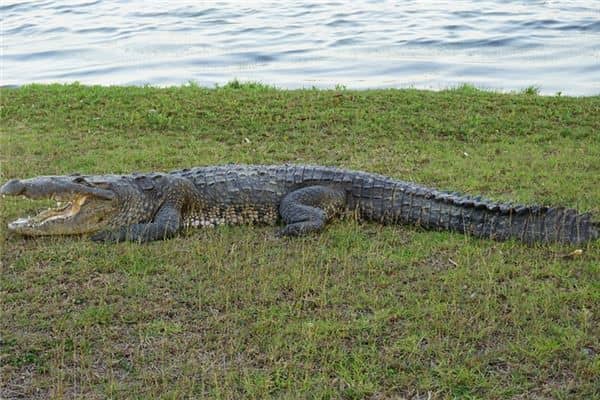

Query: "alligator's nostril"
(0, 179), (25, 196)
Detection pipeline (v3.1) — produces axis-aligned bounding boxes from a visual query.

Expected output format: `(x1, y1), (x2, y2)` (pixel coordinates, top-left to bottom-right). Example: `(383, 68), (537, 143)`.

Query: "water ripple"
(4, 49), (90, 62)
(2, 0), (599, 94)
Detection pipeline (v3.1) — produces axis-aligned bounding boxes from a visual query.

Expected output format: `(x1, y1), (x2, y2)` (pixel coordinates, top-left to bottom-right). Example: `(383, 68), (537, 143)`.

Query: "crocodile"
(1, 164), (598, 244)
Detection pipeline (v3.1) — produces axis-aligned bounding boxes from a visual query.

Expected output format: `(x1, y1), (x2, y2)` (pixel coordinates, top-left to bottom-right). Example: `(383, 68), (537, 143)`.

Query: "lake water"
(2, 0), (599, 95)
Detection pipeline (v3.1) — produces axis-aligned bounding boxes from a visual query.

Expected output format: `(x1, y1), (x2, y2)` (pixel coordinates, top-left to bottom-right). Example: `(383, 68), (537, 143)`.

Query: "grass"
(0, 83), (599, 399)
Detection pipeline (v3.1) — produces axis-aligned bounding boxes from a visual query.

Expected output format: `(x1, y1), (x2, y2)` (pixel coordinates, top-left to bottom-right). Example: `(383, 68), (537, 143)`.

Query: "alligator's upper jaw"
(0, 177), (115, 200)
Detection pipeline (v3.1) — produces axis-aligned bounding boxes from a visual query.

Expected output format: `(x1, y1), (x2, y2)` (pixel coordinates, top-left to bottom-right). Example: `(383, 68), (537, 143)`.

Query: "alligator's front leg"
(91, 203), (182, 243)
(278, 185), (346, 236)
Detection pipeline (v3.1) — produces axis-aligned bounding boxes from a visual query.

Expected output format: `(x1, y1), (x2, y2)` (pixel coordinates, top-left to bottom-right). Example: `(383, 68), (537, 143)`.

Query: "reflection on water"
(2, 0), (599, 94)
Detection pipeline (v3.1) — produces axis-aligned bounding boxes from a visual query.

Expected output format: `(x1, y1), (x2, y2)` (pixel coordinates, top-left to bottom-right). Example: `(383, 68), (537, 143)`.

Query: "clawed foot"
(275, 221), (323, 238)
(91, 229), (127, 243)
(275, 226), (296, 238)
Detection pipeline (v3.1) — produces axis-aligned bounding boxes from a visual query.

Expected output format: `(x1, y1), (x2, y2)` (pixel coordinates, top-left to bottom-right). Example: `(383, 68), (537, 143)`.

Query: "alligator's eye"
(134, 176), (154, 190)
(73, 176), (89, 185)
(73, 176), (104, 189)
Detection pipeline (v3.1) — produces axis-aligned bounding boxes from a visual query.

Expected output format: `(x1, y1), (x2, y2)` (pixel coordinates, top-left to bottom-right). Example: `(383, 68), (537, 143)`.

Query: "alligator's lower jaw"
(7, 211), (71, 231)
(8, 217), (34, 230)
(7, 196), (86, 234)
(7, 217), (42, 235)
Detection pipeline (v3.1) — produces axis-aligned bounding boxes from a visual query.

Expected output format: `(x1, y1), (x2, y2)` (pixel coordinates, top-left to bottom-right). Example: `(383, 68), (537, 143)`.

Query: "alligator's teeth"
(8, 217), (33, 229)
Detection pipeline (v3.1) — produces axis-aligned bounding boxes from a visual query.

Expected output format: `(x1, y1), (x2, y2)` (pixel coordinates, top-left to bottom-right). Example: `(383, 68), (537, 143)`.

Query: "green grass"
(1, 83), (599, 399)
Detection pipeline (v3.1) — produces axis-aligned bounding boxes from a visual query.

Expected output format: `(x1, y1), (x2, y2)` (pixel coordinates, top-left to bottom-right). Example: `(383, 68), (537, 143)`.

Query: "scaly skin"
(1, 165), (598, 244)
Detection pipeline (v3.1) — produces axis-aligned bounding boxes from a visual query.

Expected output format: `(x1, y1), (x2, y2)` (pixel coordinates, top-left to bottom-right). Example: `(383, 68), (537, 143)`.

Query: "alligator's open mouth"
(8, 194), (90, 231)
(1, 176), (118, 236)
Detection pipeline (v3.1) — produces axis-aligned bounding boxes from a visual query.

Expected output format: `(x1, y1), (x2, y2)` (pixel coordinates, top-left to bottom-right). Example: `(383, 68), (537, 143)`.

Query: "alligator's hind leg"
(278, 186), (346, 237)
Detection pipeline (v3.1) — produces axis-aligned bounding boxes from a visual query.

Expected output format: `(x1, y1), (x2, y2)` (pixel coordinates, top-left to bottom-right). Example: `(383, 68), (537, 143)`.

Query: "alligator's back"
(170, 164), (384, 190)
(168, 164), (598, 244)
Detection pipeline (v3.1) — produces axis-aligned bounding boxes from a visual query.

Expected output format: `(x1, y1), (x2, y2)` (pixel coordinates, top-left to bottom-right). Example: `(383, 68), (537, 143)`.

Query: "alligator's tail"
(421, 193), (599, 244)
(366, 182), (599, 244)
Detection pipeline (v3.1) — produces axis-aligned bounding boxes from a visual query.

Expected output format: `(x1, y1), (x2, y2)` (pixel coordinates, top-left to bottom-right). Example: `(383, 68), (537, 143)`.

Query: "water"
(2, 0), (599, 95)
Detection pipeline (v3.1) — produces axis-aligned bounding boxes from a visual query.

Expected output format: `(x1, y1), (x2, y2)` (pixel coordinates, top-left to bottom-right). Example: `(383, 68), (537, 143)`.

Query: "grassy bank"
(1, 83), (599, 399)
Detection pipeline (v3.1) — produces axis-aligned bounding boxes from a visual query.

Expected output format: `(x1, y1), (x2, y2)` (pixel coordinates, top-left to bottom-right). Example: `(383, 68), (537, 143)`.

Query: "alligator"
(1, 164), (598, 244)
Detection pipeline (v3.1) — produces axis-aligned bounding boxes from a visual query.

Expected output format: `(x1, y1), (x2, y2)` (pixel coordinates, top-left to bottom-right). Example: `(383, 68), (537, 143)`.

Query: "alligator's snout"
(1, 176), (116, 200)
(0, 179), (26, 196)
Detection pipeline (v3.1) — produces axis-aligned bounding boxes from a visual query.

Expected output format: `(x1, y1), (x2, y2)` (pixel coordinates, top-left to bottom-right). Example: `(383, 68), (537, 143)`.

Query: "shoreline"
(2, 81), (599, 97)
